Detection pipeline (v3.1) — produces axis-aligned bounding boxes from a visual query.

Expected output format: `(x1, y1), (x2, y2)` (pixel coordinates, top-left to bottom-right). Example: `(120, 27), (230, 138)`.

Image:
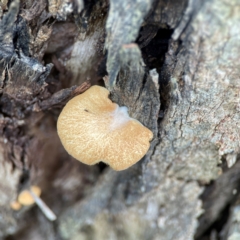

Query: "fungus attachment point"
(57, 86), (153, 171)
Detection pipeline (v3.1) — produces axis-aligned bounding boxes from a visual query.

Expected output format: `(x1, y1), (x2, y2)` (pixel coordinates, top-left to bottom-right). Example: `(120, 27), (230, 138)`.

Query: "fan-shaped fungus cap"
(57, 85), (153, 171)
(18, 186), (41, 206)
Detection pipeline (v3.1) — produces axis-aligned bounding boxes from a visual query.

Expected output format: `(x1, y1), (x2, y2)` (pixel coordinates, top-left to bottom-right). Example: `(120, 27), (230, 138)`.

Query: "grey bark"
(0, 0), (240, 240)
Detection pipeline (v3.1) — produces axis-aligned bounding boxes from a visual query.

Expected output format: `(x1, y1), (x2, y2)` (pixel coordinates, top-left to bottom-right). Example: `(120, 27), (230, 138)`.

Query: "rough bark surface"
(0, 0), (240, 240)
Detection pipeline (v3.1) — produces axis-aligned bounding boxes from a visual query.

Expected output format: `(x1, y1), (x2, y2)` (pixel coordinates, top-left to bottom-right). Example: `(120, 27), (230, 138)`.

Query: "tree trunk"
(0, 0), (240, 239)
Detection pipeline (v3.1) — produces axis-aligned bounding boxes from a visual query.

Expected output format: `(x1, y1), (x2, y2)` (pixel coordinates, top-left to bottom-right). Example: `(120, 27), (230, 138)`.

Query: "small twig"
(29, 189), (57, 221)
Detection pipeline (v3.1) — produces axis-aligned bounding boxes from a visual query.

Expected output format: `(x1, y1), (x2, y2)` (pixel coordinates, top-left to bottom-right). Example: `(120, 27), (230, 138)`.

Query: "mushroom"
(17, 185), (57, 221)
(10, 200), (22, 211)
(18, 185), (41, 206)
(57, 85), (153, 171)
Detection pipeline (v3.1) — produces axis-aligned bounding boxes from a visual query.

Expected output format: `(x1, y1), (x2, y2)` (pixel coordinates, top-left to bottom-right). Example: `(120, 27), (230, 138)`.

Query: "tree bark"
(0, 0), (240, 239)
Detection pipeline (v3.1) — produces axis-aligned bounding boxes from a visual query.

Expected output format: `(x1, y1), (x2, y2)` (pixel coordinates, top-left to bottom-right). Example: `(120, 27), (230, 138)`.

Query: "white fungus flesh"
(57, 85), (153, 171)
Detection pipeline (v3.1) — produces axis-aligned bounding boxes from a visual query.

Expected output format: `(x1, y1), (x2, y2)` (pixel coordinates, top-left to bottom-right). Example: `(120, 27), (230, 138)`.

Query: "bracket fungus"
(57, 85), (153, 171)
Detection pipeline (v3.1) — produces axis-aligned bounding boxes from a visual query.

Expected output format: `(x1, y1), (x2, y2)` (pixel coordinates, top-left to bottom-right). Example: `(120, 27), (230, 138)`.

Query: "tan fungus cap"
(18, 186), (41, 206)
(10, 200), (22, 211)
(57, 86), (153, 171)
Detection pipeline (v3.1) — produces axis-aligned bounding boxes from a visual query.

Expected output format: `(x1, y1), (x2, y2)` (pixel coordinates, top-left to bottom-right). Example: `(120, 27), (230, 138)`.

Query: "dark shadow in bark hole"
(97, 162), (108, 173)
(195, 157), (240, 240)
(195, 204), (231, 240)
(18, 169), (30, 191)
(137, 28), (173, 128)
(97, 79), (106, 87)
(97, 53), (108, 80)
(139, 28), (173, 70)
